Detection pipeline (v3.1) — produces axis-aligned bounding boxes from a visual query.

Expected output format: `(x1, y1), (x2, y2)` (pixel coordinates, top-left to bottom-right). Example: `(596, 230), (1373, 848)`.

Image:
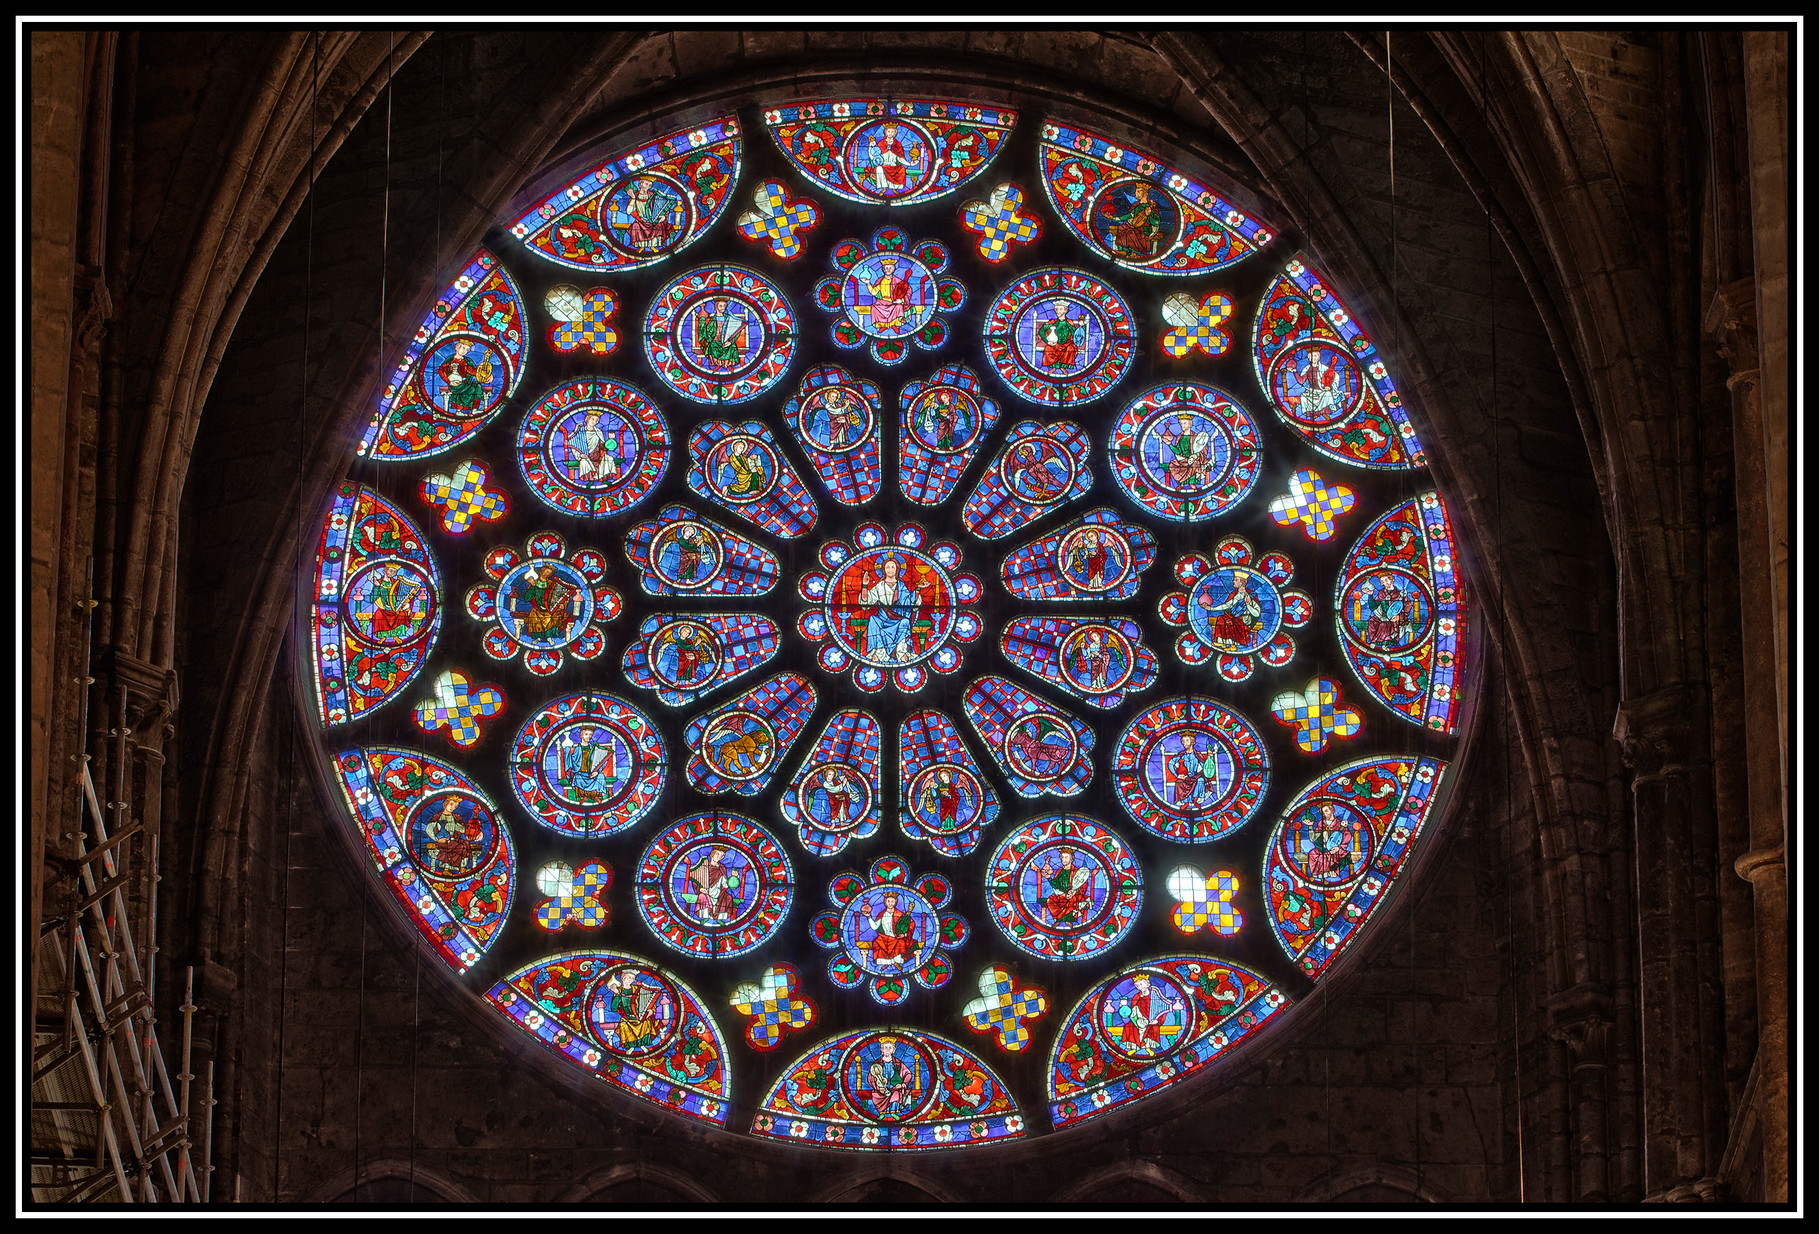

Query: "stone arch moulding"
(302, 1157), (482, 1204)
(1295, 1162), (1454, 1203)
(276, 48), (1484, 1172)
(555, 1161), (723, 1205)
(1054, 1159), (1206, 1203)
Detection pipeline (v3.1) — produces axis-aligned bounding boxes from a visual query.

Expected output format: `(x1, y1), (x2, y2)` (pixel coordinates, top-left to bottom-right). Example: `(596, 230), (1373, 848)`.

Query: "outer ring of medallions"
(837, 1031), (941, 1123)
(415, 332), (510, 421)
(657, 834), (769, 934)
(1007, 837), (1120, 938)
(342, 559), (436, 647)
(648, 521), (723, 589)
(1058, 623), (1137, 694)
(1279, 796), (1378, 889)
(1054, 526), (1133, 594)
(907, 386), (983, 455)
(1337, 566), (1438, 656)
(996, 436), (1077, 507)
(404, 791), (501, 878)
(1187, 566), (1285, 655)
(840, 119), (940, 201)
(822, 546), (956, 669)
(598, 171), (696, 259)
(840, 252), (939, 340)
(703, 434), (781, 504)
(698, 710), (777, 782)
(646, 619), (723, 689)
(906, 764), (983, 835)
(1265, 338), (1367, 428)
(584, 963), (683, 1058)
(797, 385), (877, 454)
(1001, 712), (1079, 783)
(839, 883), (941, 977)
(1093, 967), (1200, 1063)
(1086, 175), (1185, 267)
(795, 763), (872, 832)
(1131, 404), (1239, 498)
(534, 716), (642, 814)
(497, 558), (595, 649)
(1007, 295), (1111, 382)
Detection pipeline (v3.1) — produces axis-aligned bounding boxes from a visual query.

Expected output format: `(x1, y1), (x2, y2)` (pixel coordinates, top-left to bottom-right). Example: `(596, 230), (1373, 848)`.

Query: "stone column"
(1547, 983), (1613, 1200)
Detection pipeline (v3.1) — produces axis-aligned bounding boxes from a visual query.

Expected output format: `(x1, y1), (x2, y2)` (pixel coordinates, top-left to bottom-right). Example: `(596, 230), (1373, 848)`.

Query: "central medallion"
(796, 522), (981, 693)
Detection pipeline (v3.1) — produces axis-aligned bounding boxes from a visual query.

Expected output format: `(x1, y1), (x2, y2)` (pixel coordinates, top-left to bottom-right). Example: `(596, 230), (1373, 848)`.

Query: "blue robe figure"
(859, 555), (919, 664)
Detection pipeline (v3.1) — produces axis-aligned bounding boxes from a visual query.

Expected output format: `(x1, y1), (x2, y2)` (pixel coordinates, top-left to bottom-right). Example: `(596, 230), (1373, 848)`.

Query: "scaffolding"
(28, 569), (211, 1203)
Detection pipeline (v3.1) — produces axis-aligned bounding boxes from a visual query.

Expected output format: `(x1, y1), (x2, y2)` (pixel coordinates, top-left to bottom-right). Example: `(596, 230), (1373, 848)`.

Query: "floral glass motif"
(898, 709), (1003, 858)
(635, 812), (793, 958)
(1108, 383), (1263, 522)
(780, 709), (884, 857)
(419, 459), (508, 534)
(781, 367), (884, 505)
(308, 88), (1483, 1157)
(333, 747), (517, 972)
(683, 673), (817, 796)
(312, 484), (442, 726)
(811, 857), (969, 1006)
(624, 504), (781, 597)
(1048, 957), (1286, 1128)
(984, 267), (1135, 404)
(898, 363), (1000, 507)
(544, 284), (619, 355)
(510, 118), (740, 272)
(517, 378), (668, 518)
(999, 615), (1159, 709)
(488, 950), (730, 1126)
(1158, 535), (1314, 681)
(962, 420), (1093, 540)
(964, 676), (1095, 799)
(466, 532), (621, 676)
(508, 691), (666, 837)
(361, 249), (527, 460)
(645, 265), (797, 405)
(815, 228), (965, 365)
(1000, 508), (1159, 603)
(1112, 698), (1270, 843)
(1252, 254), (1425, 469)
(1336, 491), (1465, 733)
(763, 99), (1017, 207)
(754, 1028), (1024, 1149)
(1038, 123), (1275, 275)
(796, 523), (982, 694)
(686, 420), (818, 538)
(1263, 756), (1446, 979)
(985, 815), (1142, 961)
(621, 612), (780, 708)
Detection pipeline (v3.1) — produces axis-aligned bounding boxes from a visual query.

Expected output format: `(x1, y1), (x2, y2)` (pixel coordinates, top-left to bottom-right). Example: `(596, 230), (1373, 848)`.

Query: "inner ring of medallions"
(543, 401), (645, 492)
(796, 762), (873, 832)
(798, 386), (876, 454)
(1059, 623), (1136, 693)
(585, 964), (681, 1058)
(647, 619), (723, 687)
(1055, 526), (1131, 592)
(662, 837), (765, 930)
(705, 434), (780, 503)
(908, 387), (982, 454)
(1135, 406), (1237, 496)
(1014, 839), (1117, 935)
(673, 290), (770, 379)
(1010, 295), (1109, 377)
(1188, 566), (1284, 654)
(537, 718), (639, 812)
(841, 885), (941, 976)
(1002, 713), (1079, 782)
(1137, 725), (1241, 814)
(600, 171), (695, 257)
(824, 546), (956, 669)
(498, 558), (595, 648)
(907, 765), (983, 834)
(342, 559), (435, 647)
(699, 710), (776, 780)
(648, 522), (721, 588)
(997, 437), (1076, 506)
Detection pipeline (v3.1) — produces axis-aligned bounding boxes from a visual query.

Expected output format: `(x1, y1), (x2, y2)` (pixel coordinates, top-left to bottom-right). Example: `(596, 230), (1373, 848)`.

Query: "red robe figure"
(863, 891), (918, 970)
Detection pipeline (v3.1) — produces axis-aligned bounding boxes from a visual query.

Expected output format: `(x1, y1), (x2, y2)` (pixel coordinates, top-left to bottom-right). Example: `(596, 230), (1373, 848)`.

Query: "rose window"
(307, 93), (1474, 1151)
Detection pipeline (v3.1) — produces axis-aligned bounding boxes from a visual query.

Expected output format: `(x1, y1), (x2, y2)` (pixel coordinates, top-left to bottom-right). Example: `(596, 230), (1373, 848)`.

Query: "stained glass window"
(307, 93), (1472, 1149)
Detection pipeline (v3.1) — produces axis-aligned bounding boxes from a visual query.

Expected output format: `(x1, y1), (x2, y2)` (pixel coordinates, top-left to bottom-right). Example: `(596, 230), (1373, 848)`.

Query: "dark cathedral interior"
(26, 28), (1792, 1208)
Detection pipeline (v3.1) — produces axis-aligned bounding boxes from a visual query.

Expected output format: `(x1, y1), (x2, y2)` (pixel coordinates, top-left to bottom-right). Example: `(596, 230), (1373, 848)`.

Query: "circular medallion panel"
(1113, 698), (1270, 842)
(600, 172), (693, 258)
(986, 816), (1141, 961)
(418, 333), (509, 420)
(1186, 566), (1284, 655)
(984, 268), (1134, 405)
(1266, 339), (1365, 429)
(585, 963), (682, 1057)
(1279, 797), (1376, 888)
(838, 1030), (939, 1122)
(838, 882), (943, 978)
(1109, 384), (1262, 521)
(1095, 967), (1197, 1061)
(1338, 567), (1436, 655)
(344, 560), (435, 647)
(405, 792), (500, 880)
(645, 266), (797, 404)
(519, 378), (669, 518)
(497, 558), (595, 649)
(823, 546), (956, 669)
(843, 119), (939, 201)
(636, 813), (793, 958)
(510, 693), (666, 836)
